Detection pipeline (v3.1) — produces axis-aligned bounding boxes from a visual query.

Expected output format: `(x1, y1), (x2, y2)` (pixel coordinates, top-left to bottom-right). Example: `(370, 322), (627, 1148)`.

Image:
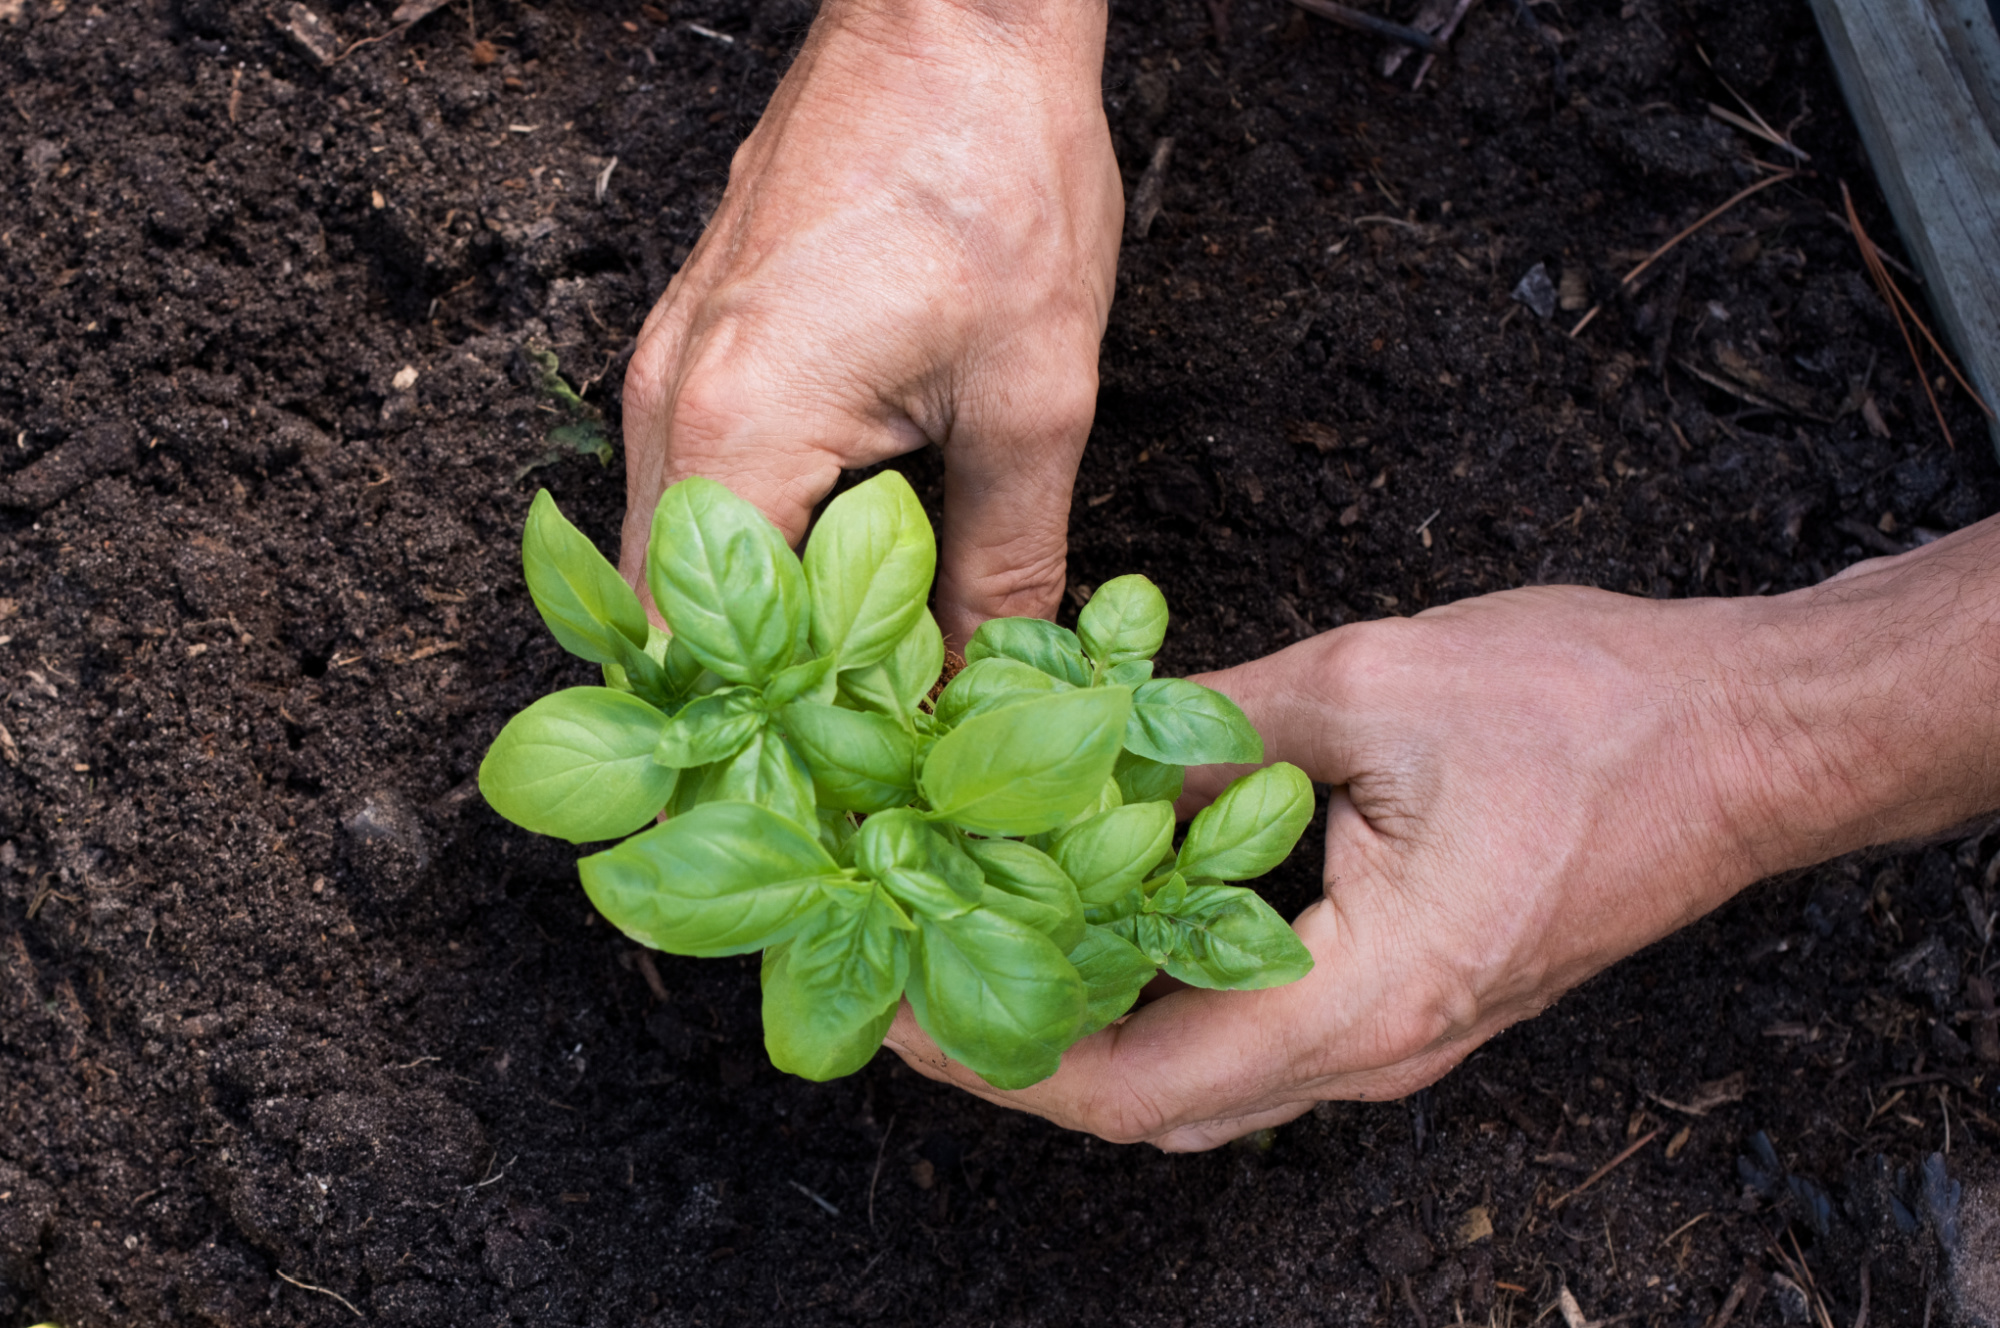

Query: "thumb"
(1175, 631), (1359, 808)
(884, 892), (1477, 1148)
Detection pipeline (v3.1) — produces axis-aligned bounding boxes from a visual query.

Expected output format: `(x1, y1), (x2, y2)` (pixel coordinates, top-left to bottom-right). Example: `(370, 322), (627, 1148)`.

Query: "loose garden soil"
(2, 0), (1998, 1323)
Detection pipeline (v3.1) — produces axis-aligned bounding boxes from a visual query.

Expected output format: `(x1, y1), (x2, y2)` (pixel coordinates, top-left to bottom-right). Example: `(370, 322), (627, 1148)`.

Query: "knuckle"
(951, 546), (1069, 622)
(667, 373), (750, 452)
(621, 339), (672, 415)
(1313, 616), (1415, 703)
(1043, 373), (1101, 444)
(1079, 1096), (1168, 1147)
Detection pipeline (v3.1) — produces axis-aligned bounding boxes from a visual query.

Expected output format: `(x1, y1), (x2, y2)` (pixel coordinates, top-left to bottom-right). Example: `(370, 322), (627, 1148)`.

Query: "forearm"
(1707, 514), (2000, 877)
(814, 0), (1107, 74)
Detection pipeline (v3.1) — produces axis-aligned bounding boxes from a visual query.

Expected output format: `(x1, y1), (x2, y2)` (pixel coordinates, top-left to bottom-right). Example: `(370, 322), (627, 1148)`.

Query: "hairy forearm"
(1708, 513), (2000, 877)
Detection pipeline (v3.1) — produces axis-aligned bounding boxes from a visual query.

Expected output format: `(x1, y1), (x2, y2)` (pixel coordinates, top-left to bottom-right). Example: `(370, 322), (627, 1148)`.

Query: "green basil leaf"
(875, 868), (975, 921)
(932, 656), (1065, 728)
(962, 838), (1084, 952)
(964, 617), (1092, 687)
(652, 688), (762, 769)
(1051, 774), (1125, 837)
(1104, 659), (1155, 687)
(803, 470), (937, 670)
(854, 809), (981, 918)
(1143, 871), (1189, 913)
(578, 801), (835, 956)
(777, 701), (916, 812)
(1107, 911), (1176, 967)
(908, 909), (1084, 1089)
(1082, 883), (1146, 927)
(479, 687), (677, 844)
(838, 608), (945, 722)
(1050, 800), (1176, 905)
(1125, 677), (1264, 766)
(694, 727), (817, 827)
(522, 490), (653, 666)
(761, 881), (911, 1081)
(1076, 574), (1168, 665)
(1175, 761), (1315, 881)
(919, 687), (1133, 836)
(667, 753), (719, 815)
(646, 476), (807, 685)
(660, 631), (707, 698)
(817, 806), (859, 864)
(1150, 882), (1314, 990)
(763, 655), (837, 707)
(1067, 926), (1158, 1036)
(1114, 749), (1185, 805)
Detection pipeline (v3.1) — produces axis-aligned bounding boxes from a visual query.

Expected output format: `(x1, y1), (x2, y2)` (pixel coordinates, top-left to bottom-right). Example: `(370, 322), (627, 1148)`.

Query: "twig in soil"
(1658, 1211), (1712, 1246)
(1546, 1127), (1660, 1211)
(1351, 214), (1426, 231)
(277, 1270), (363, 1318)
(333, 23), (411, 63)
(1284, 0), (1444, 53)
(1770, 1231), (1838, 1328)
(1128, 137), (1176, 241)
(868, 1113), (896, 1232)
(1819, 212), (1920, 281)
(1672, 356), (1823, 420)
(1696, 47), (1810, 164)
(1709, 104), (1809, 162)
(466, 1153), (517, 1190)
(1833, 518), (1908, 559)
(1707, 1259), (1762, 1328)
(1504, 0), (1566, 98)
(1647, 256), (1688, 380)
(790, 1179), (840, 1216)
(634, 948), (667, 1002)
(1840, 181), (1995, 449)
(1568, 170), (1797, 337)
(1399, 0), (1484, 87)
(389, 0), (453, 23)
(1400, 1273), (1431, 1328)
(1204, 0), (1230, 46)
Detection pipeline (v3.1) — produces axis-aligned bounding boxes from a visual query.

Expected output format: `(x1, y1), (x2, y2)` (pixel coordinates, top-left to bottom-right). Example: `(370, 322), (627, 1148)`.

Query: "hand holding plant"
(886, 523), (2000, 1147)
(481, 471), (1316, 1089)
(617, 0), (1124, 645)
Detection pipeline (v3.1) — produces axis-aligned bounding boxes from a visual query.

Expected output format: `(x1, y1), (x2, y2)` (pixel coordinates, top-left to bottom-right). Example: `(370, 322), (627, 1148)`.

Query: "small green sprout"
(518, 345), (611, 473)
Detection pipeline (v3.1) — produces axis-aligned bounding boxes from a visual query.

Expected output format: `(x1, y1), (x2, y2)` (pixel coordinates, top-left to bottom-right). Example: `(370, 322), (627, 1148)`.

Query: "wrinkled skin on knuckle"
(1065, 1054), (1176, 1145)
(938, 537), (1070, 622)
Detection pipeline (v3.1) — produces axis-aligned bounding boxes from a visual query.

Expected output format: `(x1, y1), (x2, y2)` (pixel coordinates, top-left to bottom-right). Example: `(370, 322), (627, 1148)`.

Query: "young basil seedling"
(479, 472), (1317, 1088)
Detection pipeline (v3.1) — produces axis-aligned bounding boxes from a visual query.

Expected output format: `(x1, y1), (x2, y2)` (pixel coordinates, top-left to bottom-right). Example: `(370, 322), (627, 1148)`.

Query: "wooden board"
(1810, 0), (2000, 454)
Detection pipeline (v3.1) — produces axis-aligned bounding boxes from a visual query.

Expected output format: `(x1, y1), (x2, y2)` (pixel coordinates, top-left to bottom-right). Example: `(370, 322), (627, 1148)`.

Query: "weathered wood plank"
(1809, 0), (2000, 453)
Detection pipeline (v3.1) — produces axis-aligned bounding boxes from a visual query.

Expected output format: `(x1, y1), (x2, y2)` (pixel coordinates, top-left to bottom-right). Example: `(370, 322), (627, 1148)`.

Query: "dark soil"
(2, 0), (1997, 1323)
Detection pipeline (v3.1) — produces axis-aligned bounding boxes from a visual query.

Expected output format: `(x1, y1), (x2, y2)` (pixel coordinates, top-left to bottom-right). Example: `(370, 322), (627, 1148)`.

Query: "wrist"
(814, 0), (1108, 77)
(1692, 519), (2000, 882)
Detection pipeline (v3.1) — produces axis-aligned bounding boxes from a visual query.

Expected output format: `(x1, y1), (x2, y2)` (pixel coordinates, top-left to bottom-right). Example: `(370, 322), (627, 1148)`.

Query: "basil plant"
(479, 472), (1315, 1089)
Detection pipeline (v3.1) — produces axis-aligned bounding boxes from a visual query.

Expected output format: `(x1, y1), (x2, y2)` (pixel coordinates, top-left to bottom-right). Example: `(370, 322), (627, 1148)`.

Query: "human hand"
(619, 0), (1121, 646)
(885, 528), (2000, 1147)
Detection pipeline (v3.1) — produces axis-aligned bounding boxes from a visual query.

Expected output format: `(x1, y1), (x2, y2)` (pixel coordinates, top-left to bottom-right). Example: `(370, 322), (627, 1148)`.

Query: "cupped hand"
(885, 585), (1801, 1148)
(619, 0), (1122, 645)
